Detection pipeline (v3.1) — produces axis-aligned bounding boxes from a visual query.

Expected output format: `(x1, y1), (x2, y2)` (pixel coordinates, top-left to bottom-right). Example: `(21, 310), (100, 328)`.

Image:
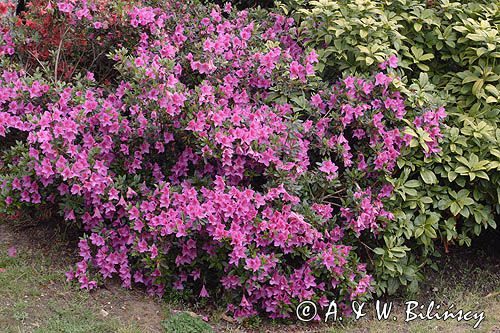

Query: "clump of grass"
(162, 312), (214, 333)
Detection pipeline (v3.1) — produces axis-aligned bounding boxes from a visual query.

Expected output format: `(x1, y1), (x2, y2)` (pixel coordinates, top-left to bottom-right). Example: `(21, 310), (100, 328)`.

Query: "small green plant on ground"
(162, 312), (214, 333)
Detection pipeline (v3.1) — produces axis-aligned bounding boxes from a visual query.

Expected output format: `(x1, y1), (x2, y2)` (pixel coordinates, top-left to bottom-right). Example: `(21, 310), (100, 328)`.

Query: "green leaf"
(455, 166), (469, 174)
(415, 226), (425, 238)
(411, 46), (424, 59)
(420, 196), (433, 204)
(405, 180), (421, 188)
(425, 226), (437, 238)
(475, 171), (489, 180)
(405, 188), (418, 196)
(325, 34), (332, 45)
(419, 53), (434, 61)
(420, 169), (437, 185)
(450, 202), (461, 216)
(472, 79), (484, 96)
(387, 277), (399, 295)
(448, 171), (458, 182)
(485, 96), (497, 104)
(462, 75), (480, 84)
(416, 63), (430, 71)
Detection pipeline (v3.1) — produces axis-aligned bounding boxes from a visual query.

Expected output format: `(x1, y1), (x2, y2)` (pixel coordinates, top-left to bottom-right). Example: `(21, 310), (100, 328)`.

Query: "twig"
(485, 291), (500, 298)
(359, 239), (375, 252)
(54, 38), (64, 81)
(27, 51), (51, 79)
(54, 27), (71, 82)
(67, 52), (85, 79)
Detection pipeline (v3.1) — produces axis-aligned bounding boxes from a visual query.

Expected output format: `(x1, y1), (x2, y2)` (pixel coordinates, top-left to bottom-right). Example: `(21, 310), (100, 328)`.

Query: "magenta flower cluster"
(0, 0), (444, 319)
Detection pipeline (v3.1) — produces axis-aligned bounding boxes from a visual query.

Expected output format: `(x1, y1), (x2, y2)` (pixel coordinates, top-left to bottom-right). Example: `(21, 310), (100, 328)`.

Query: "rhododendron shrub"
(0, 0), (443, 319)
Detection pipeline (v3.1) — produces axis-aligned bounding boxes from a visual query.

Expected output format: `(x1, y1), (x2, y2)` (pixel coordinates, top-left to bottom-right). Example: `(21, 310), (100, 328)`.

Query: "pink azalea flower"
(200, 285), (209, 298)
(388, 54), (398, 68)
(375, 72), (392, 86)
(319, 160), (338, 174)
(245, 257), (261, 272)
(7, 246), (16, 257)
(289, 61), (305, 81)
(57, 2), (74, 13)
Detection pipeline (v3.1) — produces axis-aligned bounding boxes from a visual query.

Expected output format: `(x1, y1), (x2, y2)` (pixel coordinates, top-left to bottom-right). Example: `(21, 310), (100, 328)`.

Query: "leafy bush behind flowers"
(0, 0), (443, 319)
(279, 0), (500, 295)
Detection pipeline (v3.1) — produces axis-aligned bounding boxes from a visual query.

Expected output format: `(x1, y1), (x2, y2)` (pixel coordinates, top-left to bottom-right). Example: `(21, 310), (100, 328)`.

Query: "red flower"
(0, 3), (8, 16)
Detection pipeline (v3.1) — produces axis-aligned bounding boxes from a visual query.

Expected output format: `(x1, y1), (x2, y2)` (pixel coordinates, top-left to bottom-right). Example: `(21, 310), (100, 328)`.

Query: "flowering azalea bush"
(0, 0), (443, 319)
